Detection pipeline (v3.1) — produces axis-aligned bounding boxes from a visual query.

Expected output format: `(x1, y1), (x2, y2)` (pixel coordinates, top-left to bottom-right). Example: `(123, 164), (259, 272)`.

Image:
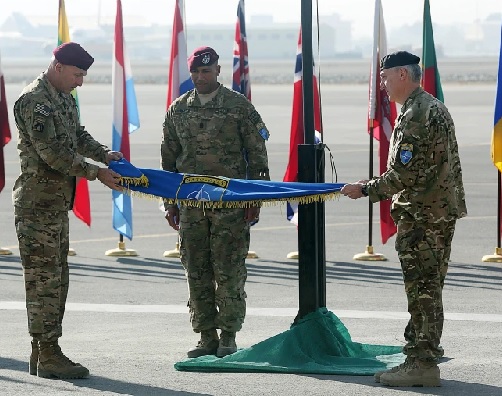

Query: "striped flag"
(112, 0), (140, 240)
(232, 0), (251, 100)
(491, 23), (502, 173)
(58, 0), (91, 226)
(421, 0), (444, 102)
(369, 0), (397, 244)
(0, 52), (11, 193)
(167, 0), (193, 108)
(283, 29), (322, 225)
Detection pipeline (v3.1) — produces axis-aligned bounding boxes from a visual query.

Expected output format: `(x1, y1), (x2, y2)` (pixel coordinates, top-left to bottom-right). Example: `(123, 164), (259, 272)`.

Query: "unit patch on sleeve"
(400, 143), (413, 165)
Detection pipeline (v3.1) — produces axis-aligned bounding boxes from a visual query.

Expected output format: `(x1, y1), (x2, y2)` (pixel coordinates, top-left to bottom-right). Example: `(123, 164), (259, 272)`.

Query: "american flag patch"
(34, 104), (51, 117)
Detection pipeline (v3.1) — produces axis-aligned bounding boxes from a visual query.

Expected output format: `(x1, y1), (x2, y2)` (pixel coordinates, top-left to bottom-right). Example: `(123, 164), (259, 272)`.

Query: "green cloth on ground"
(175, 307), (405, 375)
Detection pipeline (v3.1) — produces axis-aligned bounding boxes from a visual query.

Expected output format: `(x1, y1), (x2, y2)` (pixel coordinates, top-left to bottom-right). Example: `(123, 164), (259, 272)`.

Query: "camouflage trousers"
(396, 218), (456, 361)
(179, 207), (250, 333)
(14, 207), (70, 342)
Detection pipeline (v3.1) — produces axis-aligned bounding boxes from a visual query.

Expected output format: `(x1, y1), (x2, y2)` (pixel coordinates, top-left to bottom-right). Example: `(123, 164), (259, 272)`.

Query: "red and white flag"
(167, 0), (193, 108)
(283, 29), (322, 225)
(368, 0), (397, 244)
(0, 52), (11, 194)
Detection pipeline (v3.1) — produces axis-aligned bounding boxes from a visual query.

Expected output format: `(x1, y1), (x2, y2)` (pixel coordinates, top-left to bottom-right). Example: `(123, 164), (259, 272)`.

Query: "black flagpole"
(296, 0), (326, 320)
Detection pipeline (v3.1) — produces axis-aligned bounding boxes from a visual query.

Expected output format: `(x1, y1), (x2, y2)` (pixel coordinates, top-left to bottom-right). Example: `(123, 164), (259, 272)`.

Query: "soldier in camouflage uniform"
(162, 47), (270, 358)
(13, 42), (124, 379)
(341, 51), (467, 387)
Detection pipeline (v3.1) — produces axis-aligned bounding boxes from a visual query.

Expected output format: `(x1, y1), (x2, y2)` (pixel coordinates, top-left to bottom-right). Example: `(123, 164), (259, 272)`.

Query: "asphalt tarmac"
(1, 81), (501, 395)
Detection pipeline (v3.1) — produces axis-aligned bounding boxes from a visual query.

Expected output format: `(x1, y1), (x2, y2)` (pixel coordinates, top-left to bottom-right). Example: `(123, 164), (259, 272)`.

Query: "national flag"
(368, 0), (397, 244)
(58, 0), (91, 226)
(167, 0), (193, 109)
(421, 0), (444, 102)
(283, 29), (322, 225)
(232, 0), (251, 100)
(0, 52), (11, 194)
(491, 23), (502, 173)
(112, 0), (140, 240)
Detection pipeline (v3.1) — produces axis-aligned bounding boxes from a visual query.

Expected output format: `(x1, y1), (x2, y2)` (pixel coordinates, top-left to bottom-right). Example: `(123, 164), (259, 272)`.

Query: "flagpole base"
(163, 242), (181, 258)
(105, 241), (138, 257)
(0, 247), (13, 255)
(68, 248), (77, 256)
(286, 251), (299, 259)
(481, 247), (502, 263)
(353, 245), (387, 261)
(246, 250), (259, 259)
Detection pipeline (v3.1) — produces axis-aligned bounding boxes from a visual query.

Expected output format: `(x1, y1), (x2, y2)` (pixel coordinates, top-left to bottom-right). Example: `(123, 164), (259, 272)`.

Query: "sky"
(0, 0), (500, 39)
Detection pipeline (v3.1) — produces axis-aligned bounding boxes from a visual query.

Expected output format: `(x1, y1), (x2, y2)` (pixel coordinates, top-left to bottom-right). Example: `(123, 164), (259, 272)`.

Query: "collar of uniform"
(187, 84), (223, 107)
(401, 86), (424, 113)
(40, 72), (66, 107)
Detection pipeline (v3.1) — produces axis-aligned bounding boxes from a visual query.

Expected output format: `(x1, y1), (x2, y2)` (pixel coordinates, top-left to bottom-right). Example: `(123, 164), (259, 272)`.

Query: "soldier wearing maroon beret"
(162, 45), (270, 359)
(12, 42), (124, 380)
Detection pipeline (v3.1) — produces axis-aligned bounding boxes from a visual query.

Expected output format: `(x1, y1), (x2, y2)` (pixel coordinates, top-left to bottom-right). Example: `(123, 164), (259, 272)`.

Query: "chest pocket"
(53, 110), (78, 149)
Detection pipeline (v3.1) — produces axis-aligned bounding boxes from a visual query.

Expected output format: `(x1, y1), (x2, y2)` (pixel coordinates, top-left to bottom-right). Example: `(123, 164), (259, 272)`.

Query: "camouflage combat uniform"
(13, 73), (110, 342)
(161, 84), (269, 333)
(366, 87), (467, 362)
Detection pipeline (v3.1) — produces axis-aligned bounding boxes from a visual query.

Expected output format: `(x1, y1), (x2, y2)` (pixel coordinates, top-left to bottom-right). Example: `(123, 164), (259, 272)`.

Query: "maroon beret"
(53, 42), (94, 71)
(187, 46), (219, 71)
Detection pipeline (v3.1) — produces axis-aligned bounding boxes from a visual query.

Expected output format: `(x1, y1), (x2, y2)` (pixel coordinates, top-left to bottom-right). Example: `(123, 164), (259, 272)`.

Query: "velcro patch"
(34, 104), (52, 117)
(248, 109), (261, 125)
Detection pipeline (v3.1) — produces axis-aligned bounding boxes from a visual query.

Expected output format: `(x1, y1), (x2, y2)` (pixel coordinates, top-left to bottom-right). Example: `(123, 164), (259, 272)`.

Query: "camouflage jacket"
(161, 84), (270, 198)
(367, 87), (467, 223)
(13, 72), (109, 211)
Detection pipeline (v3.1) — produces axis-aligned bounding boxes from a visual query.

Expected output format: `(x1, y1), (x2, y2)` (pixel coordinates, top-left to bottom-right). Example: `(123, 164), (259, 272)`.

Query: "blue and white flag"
(112, 0), (140, 240)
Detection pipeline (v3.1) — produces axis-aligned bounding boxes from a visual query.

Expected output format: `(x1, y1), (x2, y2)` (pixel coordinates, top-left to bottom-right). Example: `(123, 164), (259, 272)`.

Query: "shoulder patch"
(248, 109), (261, 125)
(34, 104), (52, 117)
(400, 143), (413, 165)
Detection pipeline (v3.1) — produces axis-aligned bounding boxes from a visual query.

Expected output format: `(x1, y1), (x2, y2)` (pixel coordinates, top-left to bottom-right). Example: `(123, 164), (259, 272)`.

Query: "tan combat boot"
(37, 342), (89, 379)
(187, 329), (219, 358)
(216, 330), (237, 358)
(380, 359), (440, 387)
(30, 339), (82, 375)
(374, 357), (415, 383)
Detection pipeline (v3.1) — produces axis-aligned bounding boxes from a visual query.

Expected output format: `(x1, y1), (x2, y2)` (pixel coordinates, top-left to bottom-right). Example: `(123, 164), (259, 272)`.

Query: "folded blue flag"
(109, 159), (345, 208)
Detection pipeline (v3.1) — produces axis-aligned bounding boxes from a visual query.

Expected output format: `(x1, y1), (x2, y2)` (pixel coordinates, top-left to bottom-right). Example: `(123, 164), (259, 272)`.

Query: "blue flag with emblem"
(109, 159), (344, 208)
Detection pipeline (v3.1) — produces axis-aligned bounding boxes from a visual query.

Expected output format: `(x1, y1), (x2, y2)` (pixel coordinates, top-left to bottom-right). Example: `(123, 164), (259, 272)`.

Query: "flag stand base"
(286, 251), (299, 259)
(164, 242), (180, 258)
(68, 248), (76, 256)
(0, 247), (12, 255)
(246, 250), (259, 259)
(105, 241), (138, 257)
(481, 247), (502, 263)
(353, 245), (387, 261)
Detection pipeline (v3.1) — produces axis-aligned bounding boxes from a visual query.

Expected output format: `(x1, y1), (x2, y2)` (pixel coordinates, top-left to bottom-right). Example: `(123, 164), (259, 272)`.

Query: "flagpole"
(296, 0), (326, 320)
(482, 170), (502, 262)
(353, 120), (386, 261)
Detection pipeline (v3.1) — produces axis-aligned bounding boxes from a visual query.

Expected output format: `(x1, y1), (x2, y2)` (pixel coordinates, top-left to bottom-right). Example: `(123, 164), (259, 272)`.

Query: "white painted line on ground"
(1, 301), (501, 322)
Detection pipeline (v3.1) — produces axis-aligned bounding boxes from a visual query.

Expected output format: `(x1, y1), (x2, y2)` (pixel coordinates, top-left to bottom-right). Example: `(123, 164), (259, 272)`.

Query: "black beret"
(380, 51), (420, 70)
(188, 46), (219, 71)
(53, 42), (94, 71)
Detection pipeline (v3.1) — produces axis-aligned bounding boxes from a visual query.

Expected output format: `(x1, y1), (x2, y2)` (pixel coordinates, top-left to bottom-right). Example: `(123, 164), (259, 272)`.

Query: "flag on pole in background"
(167, 0), (193, 109)
(421, 0), (444, 102)
(58, 0), (91, 226)
(283, 29), (322, 225)
(491, 23), (502, 173)
(0, 52), (11, 194)
(232, 0), (251, 100)
(112, 0), (140, 240)
(368, 0), (397, 244)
